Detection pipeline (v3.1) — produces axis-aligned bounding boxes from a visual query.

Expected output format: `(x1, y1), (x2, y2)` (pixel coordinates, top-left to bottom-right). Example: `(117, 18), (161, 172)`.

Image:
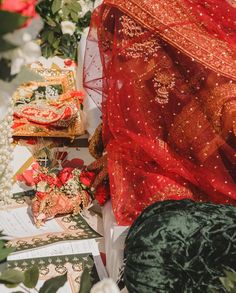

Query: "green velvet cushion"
(124, 200), (236, 293)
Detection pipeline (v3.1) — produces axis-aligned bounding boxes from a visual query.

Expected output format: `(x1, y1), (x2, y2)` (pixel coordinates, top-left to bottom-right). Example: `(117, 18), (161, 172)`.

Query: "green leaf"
(39, 273), (67, 293)
(0, 269), (24, 285)
(0, 241), (5, 249)
(46, 18), (57, 27)
(70, 2), (82, 13)
(0, 37), (17, 52)
(52, 38), (60, 49)
(62, 6), (70, 17)
(70, 12), (79, 22)
(78, 267), (92, 293)
(5, 283), (19, 288)
(0, 11), (27, 35)
(23, 266), (39, 288)
(0, 247), (15, 262)
(48, 31), (55, 44)
(52, 0), (62, 14)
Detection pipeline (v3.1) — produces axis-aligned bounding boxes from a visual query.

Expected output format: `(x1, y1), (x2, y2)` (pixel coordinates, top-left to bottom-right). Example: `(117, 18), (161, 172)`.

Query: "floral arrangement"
(17, 151), (110, 226)
(31, 167), (94, 227)
(36, 0), (95, 61)
(0, 0), (43, 203)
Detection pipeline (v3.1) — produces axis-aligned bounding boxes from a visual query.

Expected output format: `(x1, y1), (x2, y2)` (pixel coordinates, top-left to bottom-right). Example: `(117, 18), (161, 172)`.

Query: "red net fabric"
(183, 0), (236, 56)
(84, 2), (236, 225)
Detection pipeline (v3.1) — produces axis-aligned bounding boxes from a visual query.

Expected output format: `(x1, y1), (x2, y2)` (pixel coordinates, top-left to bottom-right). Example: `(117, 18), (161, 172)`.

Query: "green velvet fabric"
(124, 200), (236, 293)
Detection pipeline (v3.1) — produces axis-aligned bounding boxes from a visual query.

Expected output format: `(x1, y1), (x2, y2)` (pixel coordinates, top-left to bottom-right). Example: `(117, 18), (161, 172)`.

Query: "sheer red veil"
(84, 0), (236, 225)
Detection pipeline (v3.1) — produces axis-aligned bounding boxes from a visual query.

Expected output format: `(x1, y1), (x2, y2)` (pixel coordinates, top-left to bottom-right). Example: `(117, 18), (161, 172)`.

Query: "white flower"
(61, 20), (76, 36)
(36, 181), (48, 192)
(90, 278), (120, 293)
(2, 41), (41, 75)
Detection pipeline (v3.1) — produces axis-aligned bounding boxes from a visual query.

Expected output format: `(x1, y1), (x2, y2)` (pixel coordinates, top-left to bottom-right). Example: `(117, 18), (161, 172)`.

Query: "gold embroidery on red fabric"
(119, 15), (161, 60)
(120, 15), (144, 38)
(153, 184), (193, 201)
(104, 0), (236, 80)
(153, 71), (176, 104)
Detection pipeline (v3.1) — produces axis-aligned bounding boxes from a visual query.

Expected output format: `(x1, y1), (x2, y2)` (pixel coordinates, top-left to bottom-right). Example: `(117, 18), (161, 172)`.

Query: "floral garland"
(0, 0), (42, 203)
(37, 0), (95, 61)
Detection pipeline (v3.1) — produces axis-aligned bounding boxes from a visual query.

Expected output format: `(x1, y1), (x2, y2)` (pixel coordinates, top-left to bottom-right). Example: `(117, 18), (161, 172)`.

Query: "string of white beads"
(0, 98), (14, 203)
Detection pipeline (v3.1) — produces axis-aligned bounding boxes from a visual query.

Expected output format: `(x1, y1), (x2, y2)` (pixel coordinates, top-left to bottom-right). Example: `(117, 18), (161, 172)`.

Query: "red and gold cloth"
(84, 0), (236, 225)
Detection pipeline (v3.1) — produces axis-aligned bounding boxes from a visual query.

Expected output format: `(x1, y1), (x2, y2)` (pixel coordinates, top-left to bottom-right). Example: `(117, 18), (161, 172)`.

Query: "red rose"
(79, 171), (96, 187)
(45, 175), (58, 187)
(62, 158), (84, 169)
(33, 173), (47, 185)
(64, 59), (73, 67)
(94, 184), (110, 206)
(57, 167), (74, 185)
(0, 0), (37, 19)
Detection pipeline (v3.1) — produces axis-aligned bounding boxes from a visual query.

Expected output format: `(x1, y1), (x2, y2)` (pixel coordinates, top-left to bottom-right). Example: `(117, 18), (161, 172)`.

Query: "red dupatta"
(84, 0), (236, 225)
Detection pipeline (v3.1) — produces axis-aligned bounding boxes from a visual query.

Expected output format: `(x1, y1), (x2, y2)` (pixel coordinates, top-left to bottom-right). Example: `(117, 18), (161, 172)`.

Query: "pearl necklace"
(0, 99), (14, 203)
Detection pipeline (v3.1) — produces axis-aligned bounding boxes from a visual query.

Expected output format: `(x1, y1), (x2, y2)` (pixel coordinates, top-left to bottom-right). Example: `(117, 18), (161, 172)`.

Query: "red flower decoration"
(46, 175), (58, 187)
(33, 173), (47, 185)
(16, 163), (40, 186)
(64, 59), (73, 67)
(57, 167), (74, 185)
(62, 158), (84, 169)
(79, 171), (96, 187)
(94, 184), (110, 206)
(34, 172), (60, 189)
(0, 0), (38, 22)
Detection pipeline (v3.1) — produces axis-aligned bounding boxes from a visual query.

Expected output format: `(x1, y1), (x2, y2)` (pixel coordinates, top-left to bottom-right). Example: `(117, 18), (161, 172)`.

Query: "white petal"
(11, 57), (24, 75)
